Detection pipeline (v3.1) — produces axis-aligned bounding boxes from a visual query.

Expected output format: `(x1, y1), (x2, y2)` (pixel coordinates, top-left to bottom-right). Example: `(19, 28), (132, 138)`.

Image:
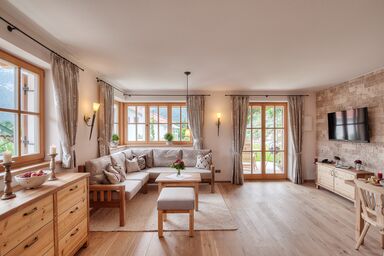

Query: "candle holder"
(1, 161), (16, 200)
(48, 153), (58, 181)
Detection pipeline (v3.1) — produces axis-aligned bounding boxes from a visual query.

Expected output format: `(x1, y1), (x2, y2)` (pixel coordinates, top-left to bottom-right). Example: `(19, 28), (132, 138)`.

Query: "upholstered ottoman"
(157, 187), (195, 237)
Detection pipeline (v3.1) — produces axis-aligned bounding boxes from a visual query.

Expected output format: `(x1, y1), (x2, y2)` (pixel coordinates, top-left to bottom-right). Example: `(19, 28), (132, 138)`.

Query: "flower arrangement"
(171, 159), (185, 176)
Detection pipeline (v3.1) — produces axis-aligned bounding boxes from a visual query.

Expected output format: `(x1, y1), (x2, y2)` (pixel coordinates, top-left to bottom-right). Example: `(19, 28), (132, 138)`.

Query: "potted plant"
(111, 134), (119, 147)
(164, 133), (173, 146)
(171, 159), (185, 176)
(354, 159), (363, 170)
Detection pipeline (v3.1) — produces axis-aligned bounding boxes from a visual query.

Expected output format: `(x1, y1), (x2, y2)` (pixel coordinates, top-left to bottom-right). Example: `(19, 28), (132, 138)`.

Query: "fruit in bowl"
(15, 170), (49, 189)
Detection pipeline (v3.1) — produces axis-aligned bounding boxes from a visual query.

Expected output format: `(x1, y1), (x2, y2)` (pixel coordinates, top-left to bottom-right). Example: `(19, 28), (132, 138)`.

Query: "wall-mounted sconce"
(84, 102), (100, 140)
(216, 113), (221, 136)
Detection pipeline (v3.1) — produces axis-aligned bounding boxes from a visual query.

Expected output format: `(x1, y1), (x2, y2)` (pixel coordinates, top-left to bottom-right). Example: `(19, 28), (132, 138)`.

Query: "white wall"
(0, 5), (99, 166)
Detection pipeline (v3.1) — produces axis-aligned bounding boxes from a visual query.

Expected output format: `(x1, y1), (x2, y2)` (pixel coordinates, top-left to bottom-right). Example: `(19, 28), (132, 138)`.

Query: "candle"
(50, 145), (57, 155)
(378, 171), (383, 180)
(3, 151), (12, 164)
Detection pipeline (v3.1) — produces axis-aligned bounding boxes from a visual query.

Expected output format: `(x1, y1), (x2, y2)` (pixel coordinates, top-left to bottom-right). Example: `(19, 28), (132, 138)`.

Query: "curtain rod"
(0, 16), (85, 71)
(225, 94), (309, 97)
(125, 94), (211, 97)
(96, 78), (125, 94)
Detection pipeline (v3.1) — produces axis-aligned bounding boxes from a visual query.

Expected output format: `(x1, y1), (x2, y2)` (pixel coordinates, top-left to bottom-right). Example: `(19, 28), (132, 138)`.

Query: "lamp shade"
(93, 103), (100, 112)
(216, 113), (222, 119)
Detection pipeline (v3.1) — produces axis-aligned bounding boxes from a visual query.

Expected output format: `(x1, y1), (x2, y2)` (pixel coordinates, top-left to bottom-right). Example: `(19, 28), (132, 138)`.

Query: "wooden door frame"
(244, 102), (288, 180)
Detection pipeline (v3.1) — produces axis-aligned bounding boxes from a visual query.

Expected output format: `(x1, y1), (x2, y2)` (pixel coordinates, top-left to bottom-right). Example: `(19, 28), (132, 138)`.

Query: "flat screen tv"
(328, 107), (369, 142)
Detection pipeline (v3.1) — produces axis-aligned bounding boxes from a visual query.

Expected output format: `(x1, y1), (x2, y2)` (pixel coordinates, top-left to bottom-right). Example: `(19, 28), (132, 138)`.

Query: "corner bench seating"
(80, 148), (215, 226)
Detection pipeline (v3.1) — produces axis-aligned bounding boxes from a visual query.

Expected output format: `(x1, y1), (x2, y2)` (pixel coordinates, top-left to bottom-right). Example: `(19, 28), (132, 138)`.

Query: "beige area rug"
(90, 184), (238, 232)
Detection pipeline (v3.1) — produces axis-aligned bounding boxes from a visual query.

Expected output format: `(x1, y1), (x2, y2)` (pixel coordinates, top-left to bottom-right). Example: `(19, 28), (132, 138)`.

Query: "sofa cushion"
(133, 155), (146, 170)
(126, 171), (149, 185)
(145, 167), (211, 180)
(153, 149), (181, 167)
(126, 158), (140, 173)
(182, 149), (211, 167)
(110, 152), (126, 173)
(157, 187), (195, 210)
(85, 155), (112, 184)
(131, 149), (153, 168)
(196, 152), (212, 170)
(123, 180), (143, 200)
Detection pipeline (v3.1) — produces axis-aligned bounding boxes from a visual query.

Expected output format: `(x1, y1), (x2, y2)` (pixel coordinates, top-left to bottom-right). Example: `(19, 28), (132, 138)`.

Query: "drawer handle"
(23, 207), (38, 217)
(69, 185), (78, 191)
(24, 236), (38, 249)
(70, 228), (79, 237)
(70, 206), (79, 214)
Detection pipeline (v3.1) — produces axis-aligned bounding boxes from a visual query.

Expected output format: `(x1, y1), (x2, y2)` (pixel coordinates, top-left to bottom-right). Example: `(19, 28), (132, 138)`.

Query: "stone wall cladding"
(316, 68), (384, 173)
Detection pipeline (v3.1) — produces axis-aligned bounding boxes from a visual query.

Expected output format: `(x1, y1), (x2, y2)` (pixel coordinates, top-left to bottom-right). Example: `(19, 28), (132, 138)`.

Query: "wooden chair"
(354, 179), (384, 250)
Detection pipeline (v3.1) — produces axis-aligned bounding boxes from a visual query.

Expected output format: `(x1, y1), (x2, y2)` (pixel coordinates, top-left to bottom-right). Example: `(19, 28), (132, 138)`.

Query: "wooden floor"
(77, 181), (382, 256)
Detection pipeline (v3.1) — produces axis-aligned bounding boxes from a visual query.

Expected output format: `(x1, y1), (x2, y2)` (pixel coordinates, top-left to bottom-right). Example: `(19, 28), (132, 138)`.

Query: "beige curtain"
(288, 96), (304, 184)
(232, 96), (249, 185)
(98, 81), (114, 156)
(187, 96), (205, 149)
(50, 53), (79, 168)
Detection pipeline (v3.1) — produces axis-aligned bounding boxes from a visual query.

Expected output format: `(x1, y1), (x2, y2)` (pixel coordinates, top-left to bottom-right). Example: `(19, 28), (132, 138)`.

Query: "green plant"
(112, 134), (119, 142)
(164, 132), (173, 142)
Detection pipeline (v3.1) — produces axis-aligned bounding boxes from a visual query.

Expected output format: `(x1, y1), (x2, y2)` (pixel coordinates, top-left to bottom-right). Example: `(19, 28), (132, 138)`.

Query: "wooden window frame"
(0, 49), (45, 169)
(244, 102), (288, 180)
(122, 102), (192, 146)
(113, 101), (124, 144)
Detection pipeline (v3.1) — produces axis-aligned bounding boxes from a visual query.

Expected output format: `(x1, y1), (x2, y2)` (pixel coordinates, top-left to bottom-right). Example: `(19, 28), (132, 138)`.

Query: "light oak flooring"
(77, 182), (382, 256)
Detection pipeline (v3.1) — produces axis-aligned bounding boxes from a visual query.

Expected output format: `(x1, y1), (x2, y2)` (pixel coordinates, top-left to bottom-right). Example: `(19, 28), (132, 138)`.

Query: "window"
(0, 50), (44, 166)
(124, 103), (191, 144)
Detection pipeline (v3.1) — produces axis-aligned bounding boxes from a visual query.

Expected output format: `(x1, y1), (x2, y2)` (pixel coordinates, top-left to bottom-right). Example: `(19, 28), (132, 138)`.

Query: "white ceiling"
(6, 0), (384, 91)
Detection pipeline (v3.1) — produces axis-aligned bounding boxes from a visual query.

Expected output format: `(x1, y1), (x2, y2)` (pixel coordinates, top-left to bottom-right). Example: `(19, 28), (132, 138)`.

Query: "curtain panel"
(288, 95), (304, 184)
(50, 53), (79, 168)
(187, 96), (205, 149)
(232, 96), (249, 185)
(98, 81), (114, 156)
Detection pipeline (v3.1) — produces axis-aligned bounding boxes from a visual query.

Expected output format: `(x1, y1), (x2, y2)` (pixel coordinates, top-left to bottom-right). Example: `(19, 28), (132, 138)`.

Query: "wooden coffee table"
(155, 173), (201, 211)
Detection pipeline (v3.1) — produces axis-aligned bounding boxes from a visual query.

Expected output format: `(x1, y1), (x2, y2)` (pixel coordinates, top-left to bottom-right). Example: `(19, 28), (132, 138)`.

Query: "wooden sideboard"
(316, 163), (373, 202)
(0, 172), (89, 256)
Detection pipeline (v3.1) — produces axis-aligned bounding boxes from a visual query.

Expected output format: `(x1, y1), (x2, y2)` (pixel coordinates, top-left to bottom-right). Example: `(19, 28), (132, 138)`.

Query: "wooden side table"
(155, 173), (201, 211)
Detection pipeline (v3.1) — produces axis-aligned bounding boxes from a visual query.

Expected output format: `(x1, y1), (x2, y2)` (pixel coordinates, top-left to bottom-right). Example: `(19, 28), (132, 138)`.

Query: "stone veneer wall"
(316, 68), (384, 173)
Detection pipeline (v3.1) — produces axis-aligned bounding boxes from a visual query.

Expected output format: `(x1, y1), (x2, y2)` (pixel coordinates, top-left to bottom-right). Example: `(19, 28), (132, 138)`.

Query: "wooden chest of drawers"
(316, 163), (373, 201)
(0, 173), (89, 256)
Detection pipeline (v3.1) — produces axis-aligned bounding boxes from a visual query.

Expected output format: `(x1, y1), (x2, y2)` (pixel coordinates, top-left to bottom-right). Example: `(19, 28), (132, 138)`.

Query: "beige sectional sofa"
(82, 148), (215, 226)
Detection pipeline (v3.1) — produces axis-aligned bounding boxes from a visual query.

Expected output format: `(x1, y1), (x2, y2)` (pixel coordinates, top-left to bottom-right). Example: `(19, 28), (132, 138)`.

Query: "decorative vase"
(356, 164), (362, 171)
(177, 169), (181, 176)
(166, 141), (172, 146)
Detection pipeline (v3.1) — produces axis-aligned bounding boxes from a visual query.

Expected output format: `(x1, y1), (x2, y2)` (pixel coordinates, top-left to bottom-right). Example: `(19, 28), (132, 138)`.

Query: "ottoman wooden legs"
(157, 209), (194, 238)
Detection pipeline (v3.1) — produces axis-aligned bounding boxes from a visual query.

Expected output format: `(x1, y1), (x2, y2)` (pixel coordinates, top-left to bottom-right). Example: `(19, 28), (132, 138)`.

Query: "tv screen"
(328, 107), (369, 142)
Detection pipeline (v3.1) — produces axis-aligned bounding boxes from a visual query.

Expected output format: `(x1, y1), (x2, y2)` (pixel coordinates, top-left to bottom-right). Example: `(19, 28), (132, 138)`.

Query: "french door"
(243, 102), (288, 180)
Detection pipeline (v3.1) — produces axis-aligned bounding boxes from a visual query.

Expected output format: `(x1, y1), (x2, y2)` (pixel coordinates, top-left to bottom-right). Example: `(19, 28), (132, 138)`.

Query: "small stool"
(157, 187), (195, 238)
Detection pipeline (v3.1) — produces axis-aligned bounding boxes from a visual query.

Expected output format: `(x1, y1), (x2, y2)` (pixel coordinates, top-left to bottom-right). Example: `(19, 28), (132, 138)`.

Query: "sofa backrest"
(85, 155), (112, 184)
(153, 149), (181, 167)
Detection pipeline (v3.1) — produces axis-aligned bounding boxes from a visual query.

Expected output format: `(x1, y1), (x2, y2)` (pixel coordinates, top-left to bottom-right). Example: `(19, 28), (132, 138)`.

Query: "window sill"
(111, 144), (193, 149)
(0, 161), (50, 180)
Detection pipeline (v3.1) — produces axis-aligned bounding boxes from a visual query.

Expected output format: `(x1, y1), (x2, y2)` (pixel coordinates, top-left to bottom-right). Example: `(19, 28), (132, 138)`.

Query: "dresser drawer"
(334, 169), (355, 181)
(0, 195), (53, 255)
(58, 219), (87, 256)
(57, 179), (87, 215)
(5, 221), (54, 256)
(58, 194), (87, 239)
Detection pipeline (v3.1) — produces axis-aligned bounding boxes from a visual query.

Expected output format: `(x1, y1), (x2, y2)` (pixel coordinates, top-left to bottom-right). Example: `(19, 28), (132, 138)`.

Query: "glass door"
(243, 102), (288, 180)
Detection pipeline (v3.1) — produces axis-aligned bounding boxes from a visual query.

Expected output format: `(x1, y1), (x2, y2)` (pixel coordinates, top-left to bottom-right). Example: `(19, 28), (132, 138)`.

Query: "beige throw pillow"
(103, 164), (124, 184)
(126, 158), (141, 173)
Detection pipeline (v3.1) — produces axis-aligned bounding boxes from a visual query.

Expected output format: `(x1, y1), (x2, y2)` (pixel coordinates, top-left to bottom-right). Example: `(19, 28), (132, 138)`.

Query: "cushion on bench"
(123, 180), (143, 200)
(182, 149), (211, 167)
(153, 149), (181, 167)
(125, 172), (149, 185)
(157, 187), (195, 210)
(85, 155), (112, 184)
